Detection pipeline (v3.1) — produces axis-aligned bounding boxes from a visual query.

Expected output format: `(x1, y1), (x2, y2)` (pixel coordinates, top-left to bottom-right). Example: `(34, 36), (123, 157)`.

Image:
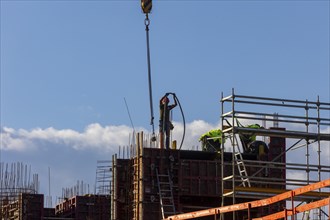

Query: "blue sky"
(1, 0), (329, 206)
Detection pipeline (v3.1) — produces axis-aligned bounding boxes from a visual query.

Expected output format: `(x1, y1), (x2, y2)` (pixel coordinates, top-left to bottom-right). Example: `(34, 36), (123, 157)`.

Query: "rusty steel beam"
(165, 178), (330, 220)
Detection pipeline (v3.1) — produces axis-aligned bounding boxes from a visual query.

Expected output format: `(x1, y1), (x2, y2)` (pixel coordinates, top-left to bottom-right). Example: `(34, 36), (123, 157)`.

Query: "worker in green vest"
(240, 124), (262, 150)
(199, 129), (224, 152)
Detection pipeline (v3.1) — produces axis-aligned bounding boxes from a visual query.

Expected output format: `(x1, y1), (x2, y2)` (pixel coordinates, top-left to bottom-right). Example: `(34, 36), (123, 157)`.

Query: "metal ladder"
(302, 210), (310, 220)
(233, 134), (251, 187)
(156, 169), (176, 219)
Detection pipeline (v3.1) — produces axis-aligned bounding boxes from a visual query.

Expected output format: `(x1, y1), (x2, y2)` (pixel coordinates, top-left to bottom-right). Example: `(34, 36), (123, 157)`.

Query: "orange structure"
(165, 178), (330, 220)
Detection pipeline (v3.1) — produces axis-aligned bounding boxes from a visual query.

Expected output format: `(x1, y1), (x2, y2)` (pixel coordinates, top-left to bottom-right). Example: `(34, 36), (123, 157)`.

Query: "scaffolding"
(220, 89), (330, 220)
(163, 90), (330, 220)
(95, 160), (112, 195)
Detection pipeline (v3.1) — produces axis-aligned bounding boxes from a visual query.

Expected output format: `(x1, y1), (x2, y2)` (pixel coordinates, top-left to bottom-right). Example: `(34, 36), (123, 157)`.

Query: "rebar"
(0, 162), (39, 207)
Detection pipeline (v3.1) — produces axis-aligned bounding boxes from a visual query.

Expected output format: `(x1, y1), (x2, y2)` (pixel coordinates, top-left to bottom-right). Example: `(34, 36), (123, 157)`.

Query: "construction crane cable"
(145, 14), (156, 138)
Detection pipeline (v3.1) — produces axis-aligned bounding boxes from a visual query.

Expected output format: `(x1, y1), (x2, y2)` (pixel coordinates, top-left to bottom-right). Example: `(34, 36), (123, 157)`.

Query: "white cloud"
(7, 116), (317, 155)
(0, 121), (217, 201)
(172, 120), (219, 150)
(1, 120), (329, 202)
(1, 124), (141, 153)
(1, 121), (217, 153)
(1, 128), (35, 151)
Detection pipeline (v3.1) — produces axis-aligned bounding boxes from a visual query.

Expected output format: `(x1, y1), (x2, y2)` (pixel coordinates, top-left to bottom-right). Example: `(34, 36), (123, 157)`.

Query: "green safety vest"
(247, 124), (261, 129)
(246, 124), (261, 141)
(199, 129), (224, 144)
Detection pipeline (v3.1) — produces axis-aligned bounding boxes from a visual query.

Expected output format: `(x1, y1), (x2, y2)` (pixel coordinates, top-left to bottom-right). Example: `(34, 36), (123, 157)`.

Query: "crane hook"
(141, 0), (152, 14)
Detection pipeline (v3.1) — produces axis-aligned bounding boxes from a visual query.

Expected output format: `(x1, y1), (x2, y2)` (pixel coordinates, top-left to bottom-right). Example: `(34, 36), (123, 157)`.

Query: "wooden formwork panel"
(56, 195), (110, 219)
(112, 158), (131, 220)
(141, 148), (179, 220)
(44, 208), (56, 217)
(268, 128), (286, 188)
(180, 158), (239, 197)
(20, 193), (44, 220)
(180, 160), (220, 196)
(113, 145), (288, 219)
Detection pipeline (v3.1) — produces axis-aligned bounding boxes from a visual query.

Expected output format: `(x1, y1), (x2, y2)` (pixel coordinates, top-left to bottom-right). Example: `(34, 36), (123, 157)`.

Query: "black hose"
(162, 92), (186, 150)
(172, 94), (186, 150)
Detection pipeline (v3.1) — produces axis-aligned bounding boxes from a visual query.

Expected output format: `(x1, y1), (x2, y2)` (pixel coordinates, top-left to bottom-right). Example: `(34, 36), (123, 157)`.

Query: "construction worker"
(159, 94), (177, 149)
(199, 129), (224, 152)
(239, 124), (262, 151)
(247, 140), (269, 176)
(246, 140), (268, 156)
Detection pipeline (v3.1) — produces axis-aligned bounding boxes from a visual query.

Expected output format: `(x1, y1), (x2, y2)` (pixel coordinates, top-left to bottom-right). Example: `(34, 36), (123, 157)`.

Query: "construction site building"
(111, 91), (330, 220)
(55, 194), (110, 219)
(1, 91), (329, 220)
(0, 161), (111, 220)
(0, 193), (44, 220)
(111, 134), (288, 219)
(0, 193), (110, 220)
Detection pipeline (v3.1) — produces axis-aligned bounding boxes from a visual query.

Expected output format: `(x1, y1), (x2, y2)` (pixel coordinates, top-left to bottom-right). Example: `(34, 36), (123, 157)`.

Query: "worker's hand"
(165, 92), (176, 96)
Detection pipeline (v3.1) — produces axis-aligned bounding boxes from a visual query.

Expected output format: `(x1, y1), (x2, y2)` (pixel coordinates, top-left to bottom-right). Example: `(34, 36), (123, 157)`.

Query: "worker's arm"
(172, 94), (177, 107)
(168, 94), (177, 110)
